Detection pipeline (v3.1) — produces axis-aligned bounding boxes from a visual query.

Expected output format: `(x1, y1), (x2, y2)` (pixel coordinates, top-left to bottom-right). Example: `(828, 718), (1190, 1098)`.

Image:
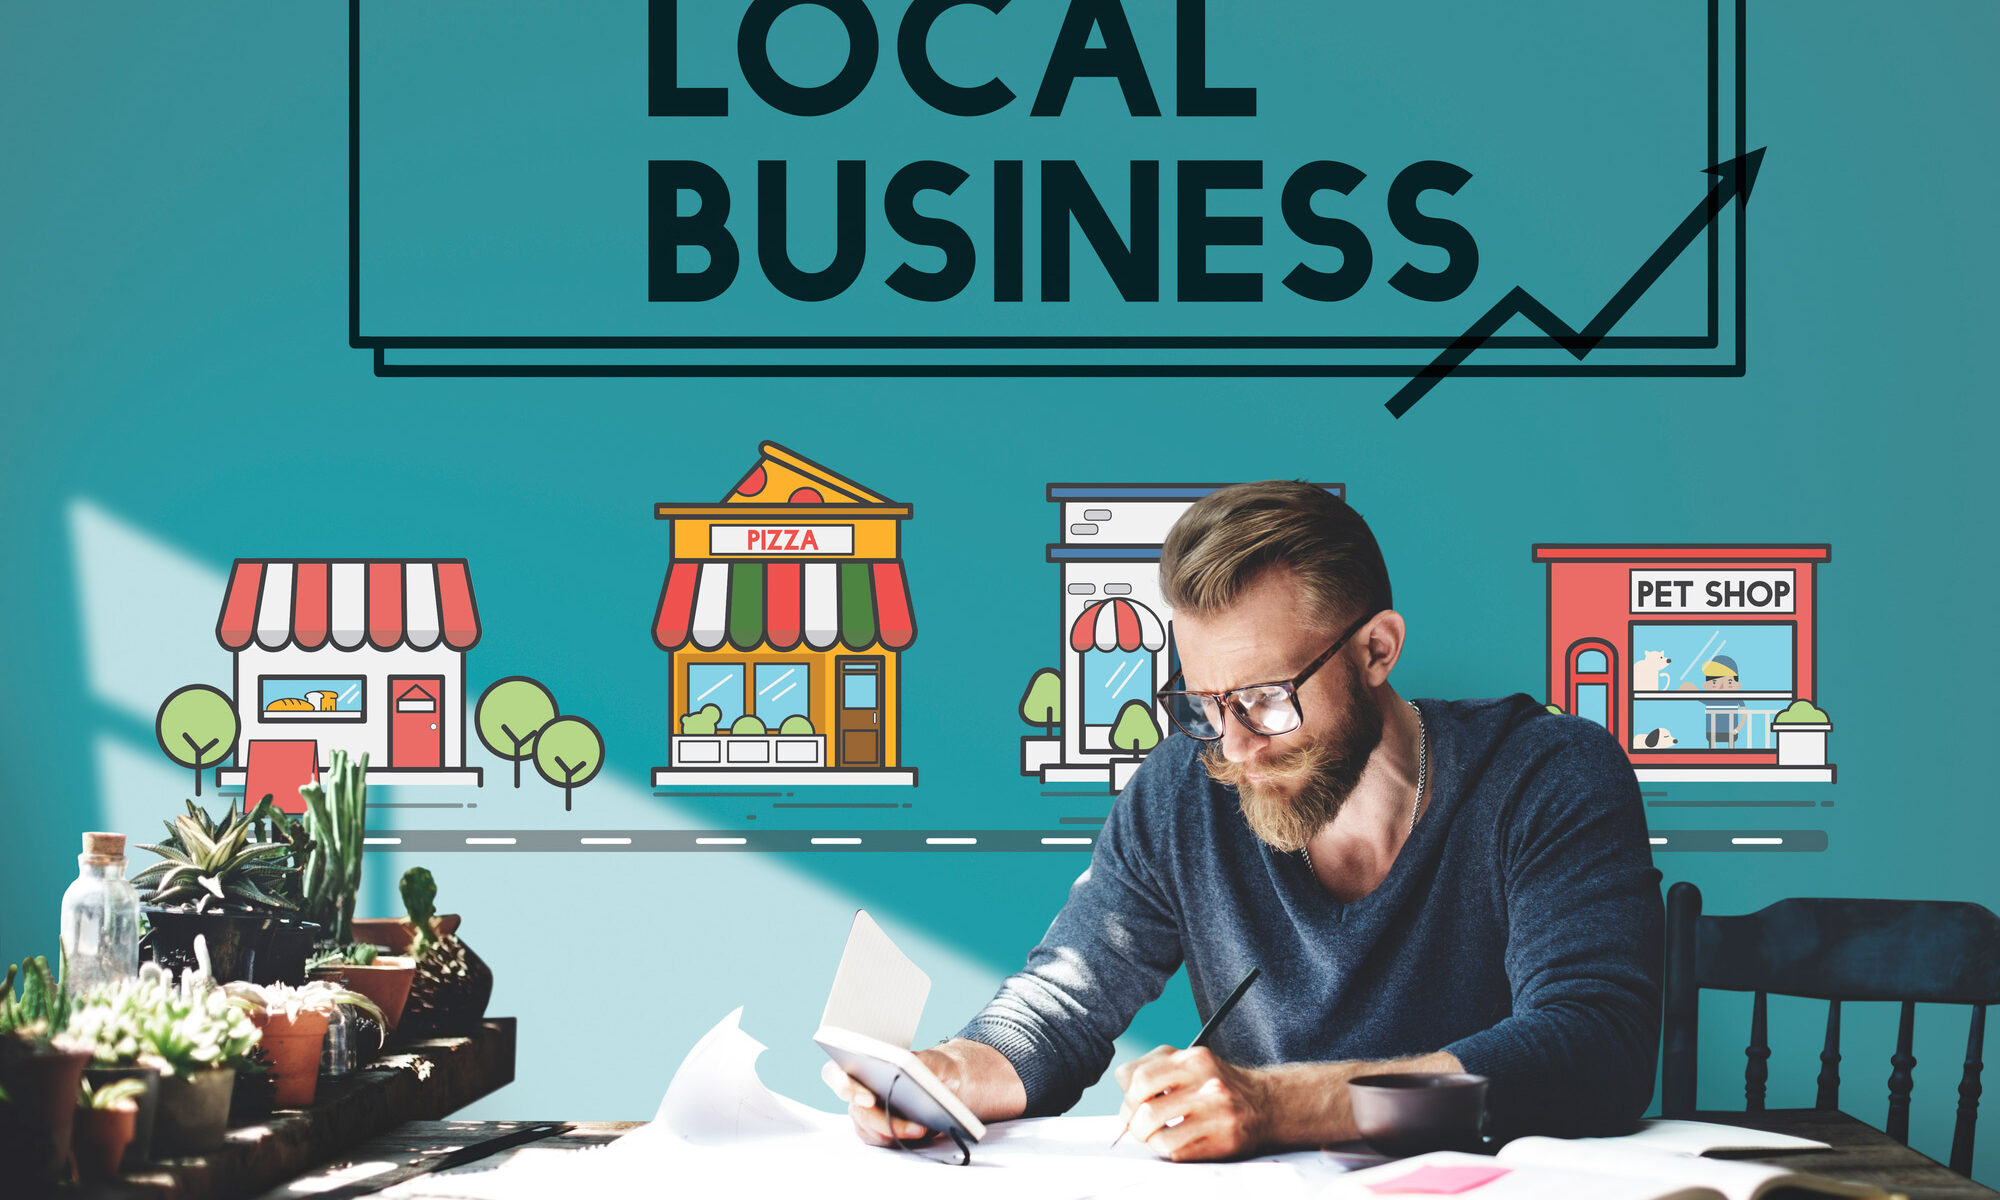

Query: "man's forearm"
(1256, 1050), (1465, 1150)
(933, 1038), (1030, 1122)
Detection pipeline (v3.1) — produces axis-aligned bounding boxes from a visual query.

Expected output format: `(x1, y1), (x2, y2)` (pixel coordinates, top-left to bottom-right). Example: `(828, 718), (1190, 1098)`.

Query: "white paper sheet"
(400, 1009), (1372, 1200)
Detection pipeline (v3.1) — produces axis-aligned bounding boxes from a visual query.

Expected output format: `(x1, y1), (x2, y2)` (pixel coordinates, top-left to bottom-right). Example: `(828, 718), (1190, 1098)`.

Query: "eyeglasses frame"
(1155, 608), (1380, 742)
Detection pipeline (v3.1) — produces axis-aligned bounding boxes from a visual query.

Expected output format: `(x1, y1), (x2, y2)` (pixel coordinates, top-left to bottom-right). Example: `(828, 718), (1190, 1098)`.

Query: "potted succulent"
(394, 868), (492, 1040)
(121, 961), (262, 1155)
(66, 977), (168, 1170)
(0, 955), (93, 1185)
(222, 980), (384, 1108)
(73, 1077), (146, 1181)
(299, 752), (418, 1033)
(134, 796), (323, 984)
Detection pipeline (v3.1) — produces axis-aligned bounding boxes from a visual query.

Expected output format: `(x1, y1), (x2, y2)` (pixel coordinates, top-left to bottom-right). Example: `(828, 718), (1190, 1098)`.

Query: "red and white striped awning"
(216, 561), (480, 653)
(654, 560), (915, 652)
(1070, 598), (1166, 653)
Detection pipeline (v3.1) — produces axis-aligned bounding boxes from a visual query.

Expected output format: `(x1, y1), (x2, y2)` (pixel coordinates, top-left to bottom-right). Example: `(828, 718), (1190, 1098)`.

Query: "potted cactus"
(73, 1077), (147, 1181)
(222, 980), (383, 1107)
(0, 955), (93, 1185)
(299, 752), (417, 1033)
(134, 796), (322, 984)
(394, 868), (492, 1040)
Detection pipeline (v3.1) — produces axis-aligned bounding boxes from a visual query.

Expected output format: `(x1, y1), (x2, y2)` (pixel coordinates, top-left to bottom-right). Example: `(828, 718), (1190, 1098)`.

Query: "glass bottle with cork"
(60, 831), (141, 997)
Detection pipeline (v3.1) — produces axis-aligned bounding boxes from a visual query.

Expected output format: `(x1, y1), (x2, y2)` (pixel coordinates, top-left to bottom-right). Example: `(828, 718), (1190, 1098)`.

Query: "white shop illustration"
(214, 559), (485, 793)
(1020, 483), (1345, 792)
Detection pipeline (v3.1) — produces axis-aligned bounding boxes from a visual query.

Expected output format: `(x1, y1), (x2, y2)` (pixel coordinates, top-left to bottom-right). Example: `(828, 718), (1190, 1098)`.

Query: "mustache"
(1202, 737), (1336, 790)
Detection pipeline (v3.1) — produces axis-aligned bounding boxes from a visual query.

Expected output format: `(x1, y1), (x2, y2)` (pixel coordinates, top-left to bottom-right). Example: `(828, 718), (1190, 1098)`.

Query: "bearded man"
(824, 481), (1664, 1161)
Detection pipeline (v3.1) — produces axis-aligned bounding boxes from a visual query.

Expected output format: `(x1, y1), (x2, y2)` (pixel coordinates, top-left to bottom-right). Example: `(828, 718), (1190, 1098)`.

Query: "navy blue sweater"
(957, 695), (1664, 1139)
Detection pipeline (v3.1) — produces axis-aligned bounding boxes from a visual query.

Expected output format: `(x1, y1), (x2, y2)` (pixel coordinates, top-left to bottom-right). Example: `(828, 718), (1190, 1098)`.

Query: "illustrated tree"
(1018, 667), (1062, 735)
(1110, 699), (1162, 754)
(155, 684), (239, 796)
(534, 716), (604, 812)
(476, 676), (559, 787)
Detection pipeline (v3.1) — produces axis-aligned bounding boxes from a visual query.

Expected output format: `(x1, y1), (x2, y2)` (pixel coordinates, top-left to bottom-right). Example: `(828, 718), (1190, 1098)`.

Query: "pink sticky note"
(1363, 1164), (1511, 1194)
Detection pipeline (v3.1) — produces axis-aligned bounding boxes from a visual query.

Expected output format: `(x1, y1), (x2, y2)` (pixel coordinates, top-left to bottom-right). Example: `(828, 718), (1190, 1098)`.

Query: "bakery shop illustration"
(1018, 483), (1344, 792)
(211, 559), (486, 801)
(1533, 544), (1835, 783)
(651, 442), (917, 786)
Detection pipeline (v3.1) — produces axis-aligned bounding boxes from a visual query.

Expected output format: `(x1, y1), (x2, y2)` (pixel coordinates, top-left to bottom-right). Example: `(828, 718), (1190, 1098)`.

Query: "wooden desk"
(260, 1108), (1997, 1199)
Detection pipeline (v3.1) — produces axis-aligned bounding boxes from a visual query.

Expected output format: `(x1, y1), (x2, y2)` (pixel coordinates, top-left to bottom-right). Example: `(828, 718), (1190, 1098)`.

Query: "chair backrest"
(1663, 881), (2000, 1176)
(243, 739), (320, 815)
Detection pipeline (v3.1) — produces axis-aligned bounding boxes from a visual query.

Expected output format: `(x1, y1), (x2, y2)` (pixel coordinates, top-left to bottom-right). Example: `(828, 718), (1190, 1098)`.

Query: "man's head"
(1158, 482), (1403, 851)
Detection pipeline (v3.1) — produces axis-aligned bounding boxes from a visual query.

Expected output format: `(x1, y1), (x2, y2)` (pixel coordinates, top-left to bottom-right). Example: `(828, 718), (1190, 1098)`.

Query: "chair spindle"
(1746, 990), (1770, 1111)
(1817, 999), (1842, 1110)
(1888, 999), (1917, 1143)
(1951, 1005), (1985, 1177)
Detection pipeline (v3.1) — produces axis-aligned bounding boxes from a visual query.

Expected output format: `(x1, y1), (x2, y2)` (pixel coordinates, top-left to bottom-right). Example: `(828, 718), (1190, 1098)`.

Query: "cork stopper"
(81, 831), (126, 863)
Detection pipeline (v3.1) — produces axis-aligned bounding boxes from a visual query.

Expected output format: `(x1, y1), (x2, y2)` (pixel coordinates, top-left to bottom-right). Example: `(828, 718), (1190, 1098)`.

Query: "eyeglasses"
(1156, 609), (1378, 741)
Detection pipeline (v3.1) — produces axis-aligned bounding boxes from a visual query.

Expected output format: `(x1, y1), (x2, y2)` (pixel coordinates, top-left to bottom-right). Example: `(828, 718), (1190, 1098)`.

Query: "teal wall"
(5, 0), (1998, 1183)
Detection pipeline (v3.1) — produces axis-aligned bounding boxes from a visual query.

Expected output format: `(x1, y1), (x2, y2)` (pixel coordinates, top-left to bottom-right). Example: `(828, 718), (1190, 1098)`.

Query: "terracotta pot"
(350, 914), (460, 954)
(84, 1063), (161, 1171)
(261, 1009), (330, 1107)
(154, 1067), (235, 1155)
(0, 1042), (91, 1183)
(73, 1102), (138, 1181)
(313, 956), (416, 1032)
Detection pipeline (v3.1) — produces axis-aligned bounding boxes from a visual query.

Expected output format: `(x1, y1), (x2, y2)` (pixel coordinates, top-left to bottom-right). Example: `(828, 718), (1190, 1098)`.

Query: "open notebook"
(1331, 1131), (1903, 1200)
(812, 910), (987, 1146)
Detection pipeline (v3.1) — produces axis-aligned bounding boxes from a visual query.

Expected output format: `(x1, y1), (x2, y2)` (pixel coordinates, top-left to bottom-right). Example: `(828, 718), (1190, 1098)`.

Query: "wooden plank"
(79, 1019), (516, 1200)
(1689, 1109), (1999, 1200)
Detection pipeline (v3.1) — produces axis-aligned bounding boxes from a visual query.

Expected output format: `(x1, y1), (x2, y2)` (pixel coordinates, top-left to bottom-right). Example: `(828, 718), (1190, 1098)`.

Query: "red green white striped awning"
(653, 560), (916, 652)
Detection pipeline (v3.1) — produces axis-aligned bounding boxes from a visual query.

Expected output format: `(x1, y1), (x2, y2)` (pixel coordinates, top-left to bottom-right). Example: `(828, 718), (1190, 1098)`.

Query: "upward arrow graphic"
(1386, 148), (1766, 418)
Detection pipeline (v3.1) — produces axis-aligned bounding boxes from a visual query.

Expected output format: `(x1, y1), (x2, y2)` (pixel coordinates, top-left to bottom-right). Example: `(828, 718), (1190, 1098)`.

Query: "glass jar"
(60, 831), (141, 998)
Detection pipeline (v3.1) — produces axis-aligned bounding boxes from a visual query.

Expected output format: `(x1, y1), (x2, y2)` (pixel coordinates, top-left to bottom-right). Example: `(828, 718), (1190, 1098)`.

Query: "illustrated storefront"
(1532, 544), (1835, 783)
(1024, 483), (1345, 791)
(651, 443), (917, 786)
(214, 559), (485, 791)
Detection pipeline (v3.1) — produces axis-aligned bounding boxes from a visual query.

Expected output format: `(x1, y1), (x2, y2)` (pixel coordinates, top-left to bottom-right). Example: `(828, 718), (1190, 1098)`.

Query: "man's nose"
(1219, 714), (1266, 762)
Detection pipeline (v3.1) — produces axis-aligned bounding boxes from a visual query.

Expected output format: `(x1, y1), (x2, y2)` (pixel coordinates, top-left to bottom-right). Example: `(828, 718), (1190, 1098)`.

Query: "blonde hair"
(1159, 481), (1391, 631)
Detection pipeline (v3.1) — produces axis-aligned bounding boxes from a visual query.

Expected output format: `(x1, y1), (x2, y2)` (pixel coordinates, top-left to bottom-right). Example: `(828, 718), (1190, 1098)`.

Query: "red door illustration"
(390, 677), (444, 769)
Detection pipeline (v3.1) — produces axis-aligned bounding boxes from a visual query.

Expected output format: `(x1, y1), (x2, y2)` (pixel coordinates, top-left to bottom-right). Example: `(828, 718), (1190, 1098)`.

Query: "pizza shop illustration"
(651, 443), (917, 786)
(1020, 483), (1344, 792)
(214, 559), (485, 797)
(1532, 545), (1834, 783)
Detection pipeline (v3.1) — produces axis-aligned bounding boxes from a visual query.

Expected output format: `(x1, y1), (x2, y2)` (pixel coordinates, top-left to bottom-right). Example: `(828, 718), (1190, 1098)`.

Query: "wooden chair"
(1662, 882), (2000, 1175)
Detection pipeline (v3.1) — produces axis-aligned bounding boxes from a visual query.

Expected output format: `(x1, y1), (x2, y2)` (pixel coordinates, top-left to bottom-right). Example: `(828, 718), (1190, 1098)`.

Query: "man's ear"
(1357, 609), (1407, 685)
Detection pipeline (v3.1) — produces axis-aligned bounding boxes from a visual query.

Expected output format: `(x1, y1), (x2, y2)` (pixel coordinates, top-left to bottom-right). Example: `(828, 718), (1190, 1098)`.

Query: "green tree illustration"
(476, 676), (558, 788)
(1111, 699), (1161, 754)
(155, 684), (239, 797)
(535, 716), (604, 812)
(1019, 667), (1062, 736)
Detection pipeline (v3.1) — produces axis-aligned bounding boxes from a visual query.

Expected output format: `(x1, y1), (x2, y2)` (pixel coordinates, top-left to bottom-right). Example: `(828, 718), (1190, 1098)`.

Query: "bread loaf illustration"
(265, 696), (315, 712)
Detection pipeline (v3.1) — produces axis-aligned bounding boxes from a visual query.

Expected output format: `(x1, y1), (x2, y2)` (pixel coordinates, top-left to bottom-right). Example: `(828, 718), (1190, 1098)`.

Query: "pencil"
(1110, 965), (1262, 1147)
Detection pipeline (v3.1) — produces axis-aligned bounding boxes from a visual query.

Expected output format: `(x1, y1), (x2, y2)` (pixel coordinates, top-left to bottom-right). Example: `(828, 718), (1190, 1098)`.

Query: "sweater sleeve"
(1441, 717), (1664, 1139)
(954, 758), (1186, 1116)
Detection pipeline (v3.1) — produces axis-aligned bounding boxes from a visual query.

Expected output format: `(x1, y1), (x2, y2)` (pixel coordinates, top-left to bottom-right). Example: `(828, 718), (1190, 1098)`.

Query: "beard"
(1201, 665), (1386, 853)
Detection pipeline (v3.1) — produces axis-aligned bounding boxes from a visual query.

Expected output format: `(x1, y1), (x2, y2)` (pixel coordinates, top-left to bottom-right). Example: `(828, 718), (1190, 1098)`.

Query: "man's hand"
(821, 1038), (1027, 1149)
(1115, 1044), (1275, 1162)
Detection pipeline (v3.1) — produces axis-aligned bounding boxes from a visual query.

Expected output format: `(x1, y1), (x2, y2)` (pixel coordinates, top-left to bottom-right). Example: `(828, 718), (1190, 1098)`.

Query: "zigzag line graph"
(1387, 148), (1766, 418)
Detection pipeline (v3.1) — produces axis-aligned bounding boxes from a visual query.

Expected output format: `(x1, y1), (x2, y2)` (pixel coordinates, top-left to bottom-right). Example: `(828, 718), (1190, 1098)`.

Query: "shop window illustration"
(652, 442), (917, 785)
(1019, 483), (1344, 792)
(203, 560), (485, 793)
(1533, 545), (1834, 783)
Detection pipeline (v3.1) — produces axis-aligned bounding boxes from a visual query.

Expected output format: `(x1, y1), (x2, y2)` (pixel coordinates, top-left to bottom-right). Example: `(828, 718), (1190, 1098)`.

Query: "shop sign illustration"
(1532, 544), (1835, 783)
(197, 559), (487, 801)
(651, 442), (917, 786)
(1019, 483), (1344, 792)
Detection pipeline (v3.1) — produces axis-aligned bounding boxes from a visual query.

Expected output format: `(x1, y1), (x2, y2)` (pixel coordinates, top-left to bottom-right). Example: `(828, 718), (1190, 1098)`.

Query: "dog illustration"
(1633, 650), (1672, 692)
(1633, 728), (1678, 750)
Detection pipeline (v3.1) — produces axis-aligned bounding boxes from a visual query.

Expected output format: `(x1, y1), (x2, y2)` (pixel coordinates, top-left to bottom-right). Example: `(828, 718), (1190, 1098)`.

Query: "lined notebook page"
(818, 910), (930, 1048)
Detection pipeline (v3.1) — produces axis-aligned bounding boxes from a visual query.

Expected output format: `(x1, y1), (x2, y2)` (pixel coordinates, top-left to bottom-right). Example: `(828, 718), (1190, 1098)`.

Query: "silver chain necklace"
(1301, 700), (1427, 875)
